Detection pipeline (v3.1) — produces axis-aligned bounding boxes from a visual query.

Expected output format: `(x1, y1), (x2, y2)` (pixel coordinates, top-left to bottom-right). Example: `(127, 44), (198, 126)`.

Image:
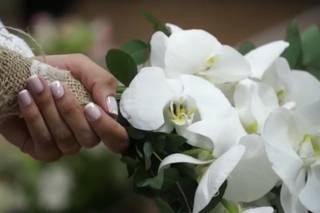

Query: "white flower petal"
(299, 165), (320, 213)
(188, 110), (246, 156)
(263, 108), (305, 194)
(180, 74), (232, 119)
(225, 135), (278, 202)
(176, 125), (213, 150)
(193, 145), (245, 213)
(165, 29), (222, 76)
(295, 99), (320, 133)
(165, 23), (183, 33)
(234, 79), (279, 134)
(245, 41), (289, 79)
(158, 153), (212, 172)
(243, 207), (274, 213)
(206, 45), (251, 84)
(281, 184), (308, 213)
(120, 67), (174, 130)
(150, 31), (168, 68)
(287, 70), (320, 108)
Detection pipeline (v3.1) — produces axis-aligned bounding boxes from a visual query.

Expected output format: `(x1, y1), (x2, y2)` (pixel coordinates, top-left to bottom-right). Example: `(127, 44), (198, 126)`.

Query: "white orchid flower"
(234, 79), (279, 134)
(120, 66), (244, 149)
(213, 203), (274, 213)
(159, 145), (246, 213)
(150, 28), (251, 84)
(262, 100), (320, 213)
(224, 135), (278, 202)
(262, 57), (320, 108)
(245, 41), (289, 79)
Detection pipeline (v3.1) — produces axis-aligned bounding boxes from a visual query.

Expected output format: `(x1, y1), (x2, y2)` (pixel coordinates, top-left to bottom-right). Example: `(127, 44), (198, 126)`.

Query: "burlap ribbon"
(0, 46), (91, 118)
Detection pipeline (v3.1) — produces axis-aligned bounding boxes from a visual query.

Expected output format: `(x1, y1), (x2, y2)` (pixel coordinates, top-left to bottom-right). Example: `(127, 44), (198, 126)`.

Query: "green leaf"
(238, 41), (256, 55)
(143, 11), (170, 36)
(121, 40), (150, 65)
(137, 170), (164, 190)
(155, 197), (175, 213)
(200, 181), (227, 213)
(221, 199), (239, 213)
(282, 21), (303, 68)
(127, 126), (147, 140)
(143, 143), (153, 170)
(301, 25), (320, 69)
(106, 49), (137, 86)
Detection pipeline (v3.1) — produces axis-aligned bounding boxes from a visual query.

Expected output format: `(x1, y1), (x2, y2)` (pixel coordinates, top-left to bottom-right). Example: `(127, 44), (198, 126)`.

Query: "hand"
(0, 54), (128, 162)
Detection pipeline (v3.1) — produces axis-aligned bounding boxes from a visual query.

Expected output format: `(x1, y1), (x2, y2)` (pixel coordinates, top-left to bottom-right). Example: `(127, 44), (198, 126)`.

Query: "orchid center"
(197, 55), (217, 76)
(168, 96), (198, 126)
(298, 134), (320, 165)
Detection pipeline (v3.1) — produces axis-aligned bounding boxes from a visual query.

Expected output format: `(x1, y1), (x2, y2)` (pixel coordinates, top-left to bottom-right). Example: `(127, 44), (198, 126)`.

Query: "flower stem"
(176, 182), (192, 213)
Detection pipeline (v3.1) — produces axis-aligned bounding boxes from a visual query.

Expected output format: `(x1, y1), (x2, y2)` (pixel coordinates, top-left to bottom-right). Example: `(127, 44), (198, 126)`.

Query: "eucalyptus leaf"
(282, 21), (303, 68)
(121, 40), (150, 65)
(143, 11), (170, 35)
(137, 170), (164, 190)
(106, 49), (137, 86)
(301, 25), (320, 69)
(155, 197), (175, 213)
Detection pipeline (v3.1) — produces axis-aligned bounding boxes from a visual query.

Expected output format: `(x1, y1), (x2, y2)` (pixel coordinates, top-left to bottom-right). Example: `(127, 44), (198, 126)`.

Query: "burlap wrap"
(0, 46), (91, 117)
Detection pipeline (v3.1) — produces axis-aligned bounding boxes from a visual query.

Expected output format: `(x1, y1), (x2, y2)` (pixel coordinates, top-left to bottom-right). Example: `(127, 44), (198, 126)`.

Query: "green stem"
(176, 182), (192, 213)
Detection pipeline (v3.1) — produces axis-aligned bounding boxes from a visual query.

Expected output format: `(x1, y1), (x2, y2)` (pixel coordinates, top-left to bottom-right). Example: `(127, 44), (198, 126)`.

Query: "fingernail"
(106, 96), (118, 116)
(28, 75), (44, 94)
(49, 81), (64, 99)
(84, 103), (101, 122)
(18, 90), (33, 107)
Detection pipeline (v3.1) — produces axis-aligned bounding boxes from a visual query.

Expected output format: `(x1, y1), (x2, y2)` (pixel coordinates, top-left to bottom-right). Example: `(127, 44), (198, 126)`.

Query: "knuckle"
(77, 128), (99, 148)
(105, 77), (117, 89)
(72, 53), (89, 62)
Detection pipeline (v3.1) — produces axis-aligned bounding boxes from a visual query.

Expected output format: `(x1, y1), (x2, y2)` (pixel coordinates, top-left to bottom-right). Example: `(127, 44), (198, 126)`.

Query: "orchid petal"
(150, 31), (168, 68)
(180, 74), (232, 119)
(158, 153), (212, 172)
(281, 184), (308, 213)
(263, 108), (305, 194)
(193, 145), (245, 213)
(245, 41), (289, 79)
(176, 125), (213, 150)
(225, 135), (278, 202)
(287, 70), (320, 108)
(205, 45), (251, 84)
(299, 165), (320, 212)
(243, 207), (274, 213)
(165, 23), (183, 33)
(295, 99), (320, 133)
(234, 79), (279, 134)
(120, 67), (174, 131)
(165, 29), (222, 76)
(188, 110), (246, 156)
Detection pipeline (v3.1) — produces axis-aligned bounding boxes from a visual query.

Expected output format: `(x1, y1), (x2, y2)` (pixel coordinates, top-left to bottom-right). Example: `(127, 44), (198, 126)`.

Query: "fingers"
(18, 89), (61, 162)
(27, 75), (80, 154)
(84, 103), (128, 153)
(41, 54), (119, 116)
(50, 81), (99, 148)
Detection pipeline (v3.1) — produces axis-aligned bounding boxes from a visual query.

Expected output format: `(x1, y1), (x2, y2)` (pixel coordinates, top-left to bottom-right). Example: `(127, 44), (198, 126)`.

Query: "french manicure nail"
(84, 103), (102, 122)
(49, 81), (64, 99)
(28, 75), (44, 94)
(106, 96), (118, 116)
(18, 90), (33, 107)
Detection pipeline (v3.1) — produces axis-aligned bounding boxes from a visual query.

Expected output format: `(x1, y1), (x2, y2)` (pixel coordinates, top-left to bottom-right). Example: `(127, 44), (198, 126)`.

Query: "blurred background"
(0, 0), (320, 212)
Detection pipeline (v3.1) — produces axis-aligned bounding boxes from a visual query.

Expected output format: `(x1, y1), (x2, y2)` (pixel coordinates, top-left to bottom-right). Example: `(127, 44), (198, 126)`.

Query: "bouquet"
(105, 14), (320, 213)
(1, 13), (320, 213)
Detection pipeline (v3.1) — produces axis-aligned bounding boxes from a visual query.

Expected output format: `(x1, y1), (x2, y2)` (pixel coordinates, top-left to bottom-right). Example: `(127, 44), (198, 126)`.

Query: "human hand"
(0, 54), (128, 162)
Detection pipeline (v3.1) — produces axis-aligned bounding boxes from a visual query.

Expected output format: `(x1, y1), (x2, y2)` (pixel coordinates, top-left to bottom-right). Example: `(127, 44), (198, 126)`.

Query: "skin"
(0, 54), (128, 162)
